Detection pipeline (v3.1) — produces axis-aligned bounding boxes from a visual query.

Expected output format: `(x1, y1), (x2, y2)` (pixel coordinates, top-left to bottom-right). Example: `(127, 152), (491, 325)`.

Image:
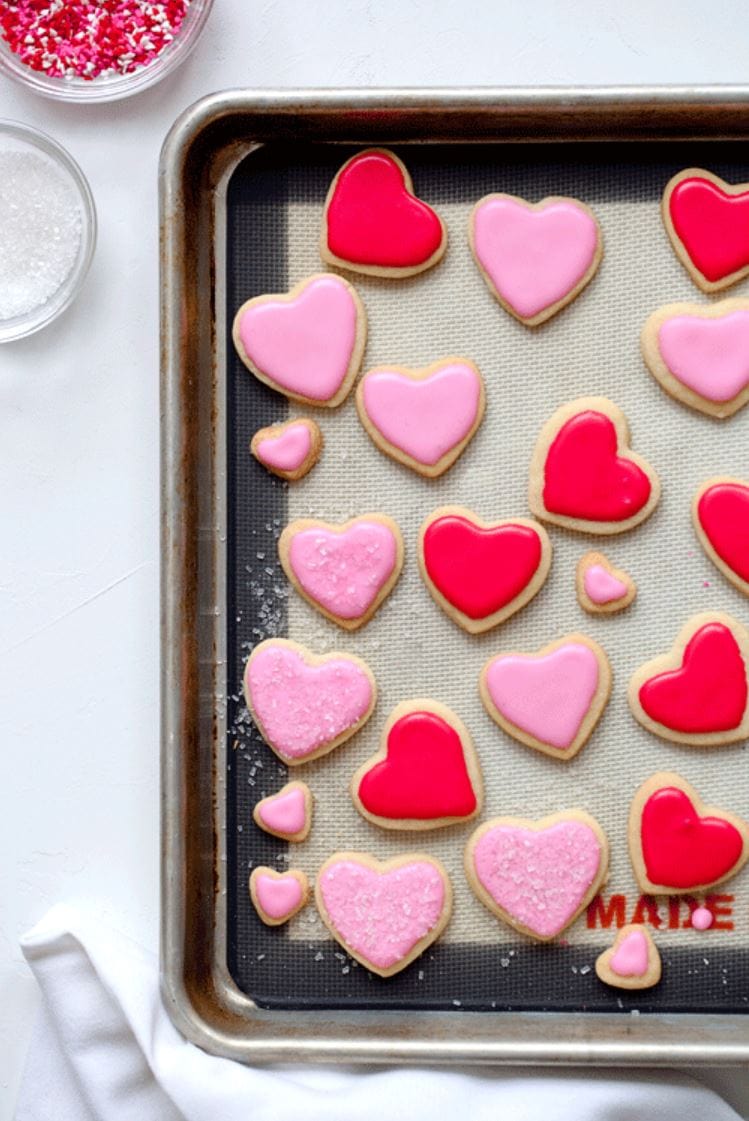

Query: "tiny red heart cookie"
(629, 773), (749, 894)
(628, 613), (749, 746)
(693, 477), (749, 597)
(529, 396), (660, 534)
(321, 148), (447, 278)
(663, 168), (749, 293)
(351, 701), (482, 830)
(418, 507), (552, 633)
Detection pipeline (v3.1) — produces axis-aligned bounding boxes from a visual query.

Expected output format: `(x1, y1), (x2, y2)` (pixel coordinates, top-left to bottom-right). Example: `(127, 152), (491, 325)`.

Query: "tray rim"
(160, 86), (749, 1066)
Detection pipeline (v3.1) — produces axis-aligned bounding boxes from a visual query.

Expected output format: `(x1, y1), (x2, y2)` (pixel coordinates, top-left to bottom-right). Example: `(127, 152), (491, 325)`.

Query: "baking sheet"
(224, 142), (749, 1013)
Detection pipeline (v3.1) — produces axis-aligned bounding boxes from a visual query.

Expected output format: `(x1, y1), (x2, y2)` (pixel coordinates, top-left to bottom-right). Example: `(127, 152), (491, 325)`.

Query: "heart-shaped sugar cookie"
(470, 193), (602, 326)
(351, 700), (482, 830)
(233, 273), (366, 406)
(663, 168), (749, 292)
(250, 418), (322, 480)
(595, 925), (662, 991)
(576, 551), (636, 615)
(315, 853), (452, 976)
(244, 639), (376, 764)
(356, 358), (485, 477)
(250, 867), (309, 926)
(693, 478), (749, 596)
(253, 781), (312, 841)
(465, 811), (609, 940)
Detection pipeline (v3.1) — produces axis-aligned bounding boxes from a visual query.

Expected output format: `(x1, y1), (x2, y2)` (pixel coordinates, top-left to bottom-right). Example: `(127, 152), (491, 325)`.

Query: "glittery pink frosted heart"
(286, 521), (399, 620)
(484, 643), (600, 749)
(318, 858), (447, 971)
(255, 424), (312, 472)
(237, 275), (358, 401)
(610, 930), (649, 977)
(658, 311), (749, 402)
(254, 873), (303, 920)
(245, 642), (373, 761)
(360, 362), (482, 467)
(473, 197), (599, 319)
(583, 564), (628, 605)
(471, 819), (603, 938)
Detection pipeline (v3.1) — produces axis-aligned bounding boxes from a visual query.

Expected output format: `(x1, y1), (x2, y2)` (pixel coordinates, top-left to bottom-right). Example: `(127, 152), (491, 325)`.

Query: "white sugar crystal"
(0, 148), (82, 320)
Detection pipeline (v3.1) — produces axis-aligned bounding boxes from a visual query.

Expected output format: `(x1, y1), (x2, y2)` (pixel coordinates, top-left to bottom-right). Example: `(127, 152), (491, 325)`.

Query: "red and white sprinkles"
(0, 0), (190, 80)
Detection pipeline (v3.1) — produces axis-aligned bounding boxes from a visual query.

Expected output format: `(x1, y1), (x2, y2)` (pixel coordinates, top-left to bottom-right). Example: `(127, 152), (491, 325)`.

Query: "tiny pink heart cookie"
(253, 781), (312, 841)
(470, 193), (602, 326)
(356, 357), (485, 477)
(232, 273), (366, 407)
(244, 639), (376, 764)
(465, 811), (609, 941)
(250, 418), (322, 481)
(595, 924), (662, 990)
(480, 635), (611, 760)
(279, 514), (405, 630)
(576, 551), (636, 615)
(250, 867), (309, 926)
(642, 298), (749, 418)
(315, 852), (452, 976)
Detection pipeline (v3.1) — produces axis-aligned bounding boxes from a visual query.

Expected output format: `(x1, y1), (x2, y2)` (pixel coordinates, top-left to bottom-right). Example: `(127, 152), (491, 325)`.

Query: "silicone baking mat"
(224, 142), (749, 1014)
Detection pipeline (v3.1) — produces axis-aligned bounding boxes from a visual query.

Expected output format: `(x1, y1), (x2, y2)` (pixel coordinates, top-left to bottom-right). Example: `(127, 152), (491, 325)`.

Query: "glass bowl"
(0, 0), (214, 103)
(0, 120), (96, 343)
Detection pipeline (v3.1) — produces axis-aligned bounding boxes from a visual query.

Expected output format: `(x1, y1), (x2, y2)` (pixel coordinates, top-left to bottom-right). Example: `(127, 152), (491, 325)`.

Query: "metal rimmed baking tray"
(160, 88), (749, 1065)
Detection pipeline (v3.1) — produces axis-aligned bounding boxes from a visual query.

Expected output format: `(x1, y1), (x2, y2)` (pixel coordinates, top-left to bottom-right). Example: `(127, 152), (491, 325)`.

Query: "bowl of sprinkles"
(0, 0), (214, 101)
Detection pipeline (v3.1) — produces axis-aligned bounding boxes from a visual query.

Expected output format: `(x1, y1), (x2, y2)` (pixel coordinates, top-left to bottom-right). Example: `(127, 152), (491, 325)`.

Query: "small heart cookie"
(480, 634), (611, 761)
(321, 149), (447, 278)
(315, 852), (452, 976)
(470, 193), (602, 326)
(595, 925), (661, 991)
(253, 781), (312, 842)
(529, 396), (660, 534)
(576, 551), (636, 615)
(628, 772), (749, 894)
(351, 700), (483, 830)
(663, 168), (749, 293)
(641, 299), (749, 418)
(250, 867), (309, 926)
(250, 418), (322, 480)
(418, 507), (552, 634)
(693, 478), (749, 597)
(628, 613), (749, 746)
(232, 273), (366, 407)
(356, 357), (485, 477)
(244, 639), (376, 764)
(465, 811), (609, 941)
(279, 514), (404, 630)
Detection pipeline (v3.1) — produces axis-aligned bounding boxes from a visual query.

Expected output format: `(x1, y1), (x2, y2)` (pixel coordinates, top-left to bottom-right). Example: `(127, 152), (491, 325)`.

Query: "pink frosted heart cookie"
(279, 514), (404, 630)
(250, 418), (322, 481)
(356, 357), (485, 477)
(244, 639), (376, 764)
(253, 781), (312, 841)
(641, 298), (749, 418)
(470, 193), (602, 326)
(576, 551), (636, 615)
(465, 811), (609, 941)
(315, 852), (452, 976)
(480, 634), (611, 761)
(595, 924), (662, 990)
(250, 867), (309, 926)
(232, 273), (366, 407)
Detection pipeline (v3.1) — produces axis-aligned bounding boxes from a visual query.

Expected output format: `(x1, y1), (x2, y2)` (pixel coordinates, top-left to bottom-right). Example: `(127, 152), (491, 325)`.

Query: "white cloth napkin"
(15, 904), (747, 1121)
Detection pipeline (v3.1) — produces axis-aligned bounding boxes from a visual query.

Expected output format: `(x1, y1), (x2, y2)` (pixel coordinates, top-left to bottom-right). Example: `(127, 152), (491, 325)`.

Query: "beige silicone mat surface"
(225, 143), (749, 1010)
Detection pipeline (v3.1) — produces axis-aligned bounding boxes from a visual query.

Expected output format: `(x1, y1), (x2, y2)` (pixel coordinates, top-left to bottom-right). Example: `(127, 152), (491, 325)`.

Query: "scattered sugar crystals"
(0, 146), (82, 320)
(0, 0), (191, 81)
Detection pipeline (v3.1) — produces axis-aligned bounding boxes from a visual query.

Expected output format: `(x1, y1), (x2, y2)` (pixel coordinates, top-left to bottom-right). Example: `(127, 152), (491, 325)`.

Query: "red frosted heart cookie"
(663, 168), (749, 293)
(351, 700), (483, 830)
(321, 149), (447, 278)
(529, 396), (660, 534)
(628, 613), (749, 746)
(629, 773), (749, 894)
(693, 477), (749, 597)
(418, 507), (552, 633)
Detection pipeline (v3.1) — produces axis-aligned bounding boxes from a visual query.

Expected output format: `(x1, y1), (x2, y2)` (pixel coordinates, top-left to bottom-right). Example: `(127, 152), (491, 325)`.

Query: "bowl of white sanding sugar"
(0, 120), (95, 342)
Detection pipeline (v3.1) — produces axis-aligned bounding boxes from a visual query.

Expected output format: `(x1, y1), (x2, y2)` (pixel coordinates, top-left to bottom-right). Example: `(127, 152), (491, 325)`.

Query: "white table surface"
(4, 2), (749, 1116)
